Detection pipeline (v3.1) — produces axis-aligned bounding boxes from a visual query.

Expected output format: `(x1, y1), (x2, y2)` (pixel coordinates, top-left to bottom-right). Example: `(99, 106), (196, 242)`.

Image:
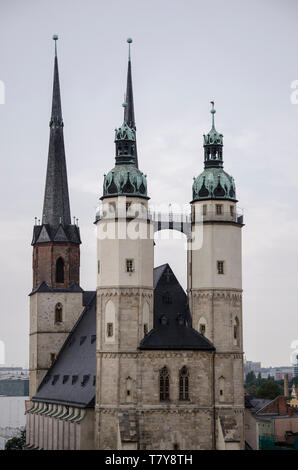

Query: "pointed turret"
(192, 101), (236, 202)
(102, 39), (147, 199)
(42, 35), (71, 227)
(124, 38), (138, 168)
(31, 36), (80, 289)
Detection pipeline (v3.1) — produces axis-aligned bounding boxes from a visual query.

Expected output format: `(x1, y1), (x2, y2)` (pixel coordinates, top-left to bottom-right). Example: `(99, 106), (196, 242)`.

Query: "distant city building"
(245, 396), (298, 450)
(293, 355), (298, 377)
(0, 368), (29, 449)
(244, 361), (261, 377)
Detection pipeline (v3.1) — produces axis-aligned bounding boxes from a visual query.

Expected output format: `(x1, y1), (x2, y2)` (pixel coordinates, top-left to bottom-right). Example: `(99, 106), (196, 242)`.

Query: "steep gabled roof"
(32, 292), (96, 408)
(140, 264), (215, 351)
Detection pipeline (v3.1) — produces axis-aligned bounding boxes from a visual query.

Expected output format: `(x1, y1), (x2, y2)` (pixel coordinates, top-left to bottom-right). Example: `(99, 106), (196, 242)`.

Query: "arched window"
(233, 316), (240, 346)
(179, 366), (189, 401)
(55, 303), (63, 323)
(198, 317), (207, 336)
(126, 377), (132, 403)
(105, 300), (115, 343)
(160, 367), (170, 401)
(56, 257), (64, 283)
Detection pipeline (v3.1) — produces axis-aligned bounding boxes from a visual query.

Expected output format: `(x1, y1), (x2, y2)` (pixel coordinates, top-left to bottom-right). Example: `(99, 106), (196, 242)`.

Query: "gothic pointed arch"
(56, 257), (64, 283)
(55, 302), (63, 323)
(233, 316), (240, 346)
(179, 366), (189, 401)
(160, 366), (170, 401)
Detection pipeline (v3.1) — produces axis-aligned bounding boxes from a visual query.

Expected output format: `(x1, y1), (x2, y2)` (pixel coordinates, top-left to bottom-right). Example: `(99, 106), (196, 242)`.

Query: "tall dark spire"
(124, 38), (138, 168)
(42, 35), (71, 226)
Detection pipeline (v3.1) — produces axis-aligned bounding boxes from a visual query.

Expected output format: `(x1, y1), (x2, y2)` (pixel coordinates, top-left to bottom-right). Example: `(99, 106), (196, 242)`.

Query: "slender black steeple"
(124, 38), (138, 168)
(32, 36), (80, 247)
(42, 35), (71, 227)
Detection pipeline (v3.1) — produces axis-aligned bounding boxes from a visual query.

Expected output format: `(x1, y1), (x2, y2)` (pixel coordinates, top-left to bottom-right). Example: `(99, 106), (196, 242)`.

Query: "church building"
(25, 37), (245, 450)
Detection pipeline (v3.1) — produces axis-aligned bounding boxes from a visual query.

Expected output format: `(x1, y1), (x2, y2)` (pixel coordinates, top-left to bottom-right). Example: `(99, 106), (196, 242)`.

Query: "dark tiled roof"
(32, 223), (81, 245)
(29, 281), (83, 296)
(139, 314), (215, 350)
(32, 292), (96, 408)
(42, 53), (71, 228)
(140, 264), (215, 351)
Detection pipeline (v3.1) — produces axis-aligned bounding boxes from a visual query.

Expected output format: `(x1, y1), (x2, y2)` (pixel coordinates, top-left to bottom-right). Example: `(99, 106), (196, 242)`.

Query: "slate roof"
(32, 292), (96, 408)
(32, 48), (81, 246)
(140, 264), (215, 351)
(42, 52), (71, 228)
(32, 223), (81, 245)
(29, 281), (83, 296)
(124, 48), (138, 168)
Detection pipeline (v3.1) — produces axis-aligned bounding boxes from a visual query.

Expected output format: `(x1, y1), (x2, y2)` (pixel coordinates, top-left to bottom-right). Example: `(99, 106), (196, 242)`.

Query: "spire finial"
(210, 101), (216, 129)
(53, 34), (58, 57)
(127, 38), (132, 61)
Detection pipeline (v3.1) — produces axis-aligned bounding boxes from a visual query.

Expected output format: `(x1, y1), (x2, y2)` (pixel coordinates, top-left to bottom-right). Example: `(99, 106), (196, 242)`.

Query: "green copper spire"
(192, 102), (236, 202)
(102, 40), (147, 199)
(203, 100), (223, 168)
(124, 38), (138, 168)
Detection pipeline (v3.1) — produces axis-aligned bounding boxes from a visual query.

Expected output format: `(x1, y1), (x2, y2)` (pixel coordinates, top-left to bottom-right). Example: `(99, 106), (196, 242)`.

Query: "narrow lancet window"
(160, 367), (170, 401)
(55, 303), (63, 323)
(56, 257), (64, 283)
(179, 366), (189, 401)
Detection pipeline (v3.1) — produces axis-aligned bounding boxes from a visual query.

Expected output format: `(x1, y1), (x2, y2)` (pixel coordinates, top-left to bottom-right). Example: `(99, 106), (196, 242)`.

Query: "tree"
(5, 428), (26, 450)
(245, 371), (256, 385)
(256, 381), (283, 400)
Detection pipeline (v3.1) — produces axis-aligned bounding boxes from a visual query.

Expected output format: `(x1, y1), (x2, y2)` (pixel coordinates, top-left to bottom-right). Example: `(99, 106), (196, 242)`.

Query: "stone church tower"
(29, 37), (83, 398)
(189, 102), (244, 446)
(94, 39), (154, 448)
(25, 38), (245, 450)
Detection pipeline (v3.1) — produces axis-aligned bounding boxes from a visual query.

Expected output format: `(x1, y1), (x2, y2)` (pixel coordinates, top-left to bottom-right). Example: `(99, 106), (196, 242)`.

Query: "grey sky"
(0, 0), (297, 368)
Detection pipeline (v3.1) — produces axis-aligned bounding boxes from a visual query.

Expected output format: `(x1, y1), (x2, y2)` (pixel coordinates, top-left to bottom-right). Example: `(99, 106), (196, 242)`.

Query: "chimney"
(284, 373), (289, 397)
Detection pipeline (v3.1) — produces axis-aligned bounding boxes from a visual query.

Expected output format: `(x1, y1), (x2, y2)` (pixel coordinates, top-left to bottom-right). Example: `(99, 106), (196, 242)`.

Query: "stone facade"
(96, 350), (215, 450)
(29, 291), (83, 397)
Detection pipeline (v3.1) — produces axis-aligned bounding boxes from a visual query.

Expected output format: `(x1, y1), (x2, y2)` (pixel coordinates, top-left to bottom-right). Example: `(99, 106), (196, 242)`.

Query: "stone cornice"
(191, 289), (242, 301)
(97, 287), (153, 297)
(95, 405), (213, 415)
(96, 350), (212, 359)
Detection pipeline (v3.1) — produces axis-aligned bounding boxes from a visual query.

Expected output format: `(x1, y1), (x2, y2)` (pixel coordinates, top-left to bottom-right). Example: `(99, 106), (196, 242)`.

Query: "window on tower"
(199, 324), (206, 336)
(202, 204), (207, 216)
(56, 257), (64, 283)
(160, 367), (170, 401)
(217, 261), (224, 275)
(55, 303), (63, 324)
(126, 259), (134, 273)
(233, 316), (240, 346)
(216, 204), (223, 215)
(106, 323), (114, 338)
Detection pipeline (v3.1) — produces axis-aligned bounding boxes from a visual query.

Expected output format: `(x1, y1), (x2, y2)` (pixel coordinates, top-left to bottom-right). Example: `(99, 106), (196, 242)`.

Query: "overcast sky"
(0, 0), (298, 368)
